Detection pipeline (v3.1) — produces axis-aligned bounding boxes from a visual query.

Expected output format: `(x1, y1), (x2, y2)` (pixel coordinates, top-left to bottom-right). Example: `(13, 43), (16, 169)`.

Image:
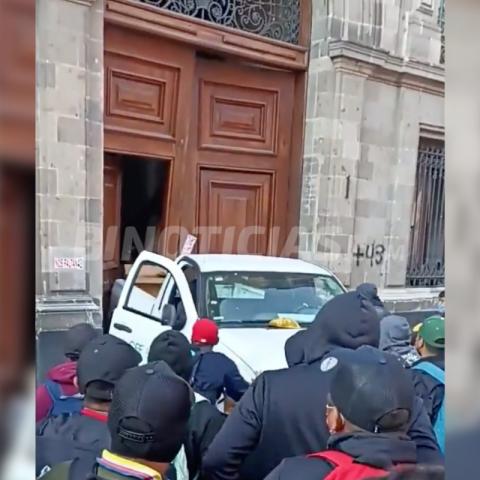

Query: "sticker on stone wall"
(53, 257), (85, 270)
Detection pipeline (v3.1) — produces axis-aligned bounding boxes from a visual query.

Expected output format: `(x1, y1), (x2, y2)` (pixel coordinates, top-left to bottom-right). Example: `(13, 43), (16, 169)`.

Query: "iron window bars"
(138, 0), (301, 44)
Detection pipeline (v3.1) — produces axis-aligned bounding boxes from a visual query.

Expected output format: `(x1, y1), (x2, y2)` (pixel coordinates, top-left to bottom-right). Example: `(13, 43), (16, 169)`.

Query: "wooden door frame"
(104, 0), (313, 257)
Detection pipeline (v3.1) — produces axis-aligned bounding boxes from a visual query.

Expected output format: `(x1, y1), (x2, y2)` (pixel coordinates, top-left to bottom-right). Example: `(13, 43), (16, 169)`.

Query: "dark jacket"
(191, 351), (249, 404)
(203, 293), (442, 480)
(411, 356), (445, 425)
(186, 396), (226, 479)
(264, 432), (417, 480)
(36, 411), (109, 478)
(44, 397), (226, 480)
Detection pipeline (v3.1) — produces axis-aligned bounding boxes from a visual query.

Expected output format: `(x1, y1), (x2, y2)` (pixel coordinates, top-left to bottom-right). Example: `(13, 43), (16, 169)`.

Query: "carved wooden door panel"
(104, 24), (195, 241)
(103, 155), (123, 300)
(198, 169), (273, 254)
(185, 58), (295, 255)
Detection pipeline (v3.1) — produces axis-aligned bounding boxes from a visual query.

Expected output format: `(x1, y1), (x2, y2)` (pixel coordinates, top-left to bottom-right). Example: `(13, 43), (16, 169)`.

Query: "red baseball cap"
(191, 318), (219, 345)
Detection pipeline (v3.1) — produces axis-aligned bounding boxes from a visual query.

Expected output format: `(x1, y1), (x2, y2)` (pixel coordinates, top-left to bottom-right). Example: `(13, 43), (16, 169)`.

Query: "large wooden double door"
(184, 59), (294, 254)
(105, 22), (299, 256)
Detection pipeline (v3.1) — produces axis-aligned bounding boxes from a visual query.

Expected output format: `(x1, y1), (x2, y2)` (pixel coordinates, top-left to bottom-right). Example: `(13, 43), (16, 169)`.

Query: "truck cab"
(109, 252), (346, 381)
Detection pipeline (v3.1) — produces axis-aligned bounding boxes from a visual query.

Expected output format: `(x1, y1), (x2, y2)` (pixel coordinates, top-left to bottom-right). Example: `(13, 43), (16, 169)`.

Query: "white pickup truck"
(109, 251), (346, 381)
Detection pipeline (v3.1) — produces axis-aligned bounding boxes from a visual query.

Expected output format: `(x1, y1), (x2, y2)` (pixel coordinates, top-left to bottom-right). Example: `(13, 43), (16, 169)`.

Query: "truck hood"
(217, 328), (301, 382)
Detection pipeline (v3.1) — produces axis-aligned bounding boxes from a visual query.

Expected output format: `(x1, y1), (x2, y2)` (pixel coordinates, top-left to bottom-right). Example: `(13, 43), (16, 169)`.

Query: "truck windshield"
(204, 271), (344, 326)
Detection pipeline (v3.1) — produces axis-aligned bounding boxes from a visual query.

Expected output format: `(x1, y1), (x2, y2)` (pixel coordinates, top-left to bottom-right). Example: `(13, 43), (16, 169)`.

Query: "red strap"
(81, 407), (108, 423)
(308, 450), (355, 467)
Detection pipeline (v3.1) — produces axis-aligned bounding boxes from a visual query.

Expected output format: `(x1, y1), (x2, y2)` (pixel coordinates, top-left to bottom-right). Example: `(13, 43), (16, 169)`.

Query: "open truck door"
(109, 251), (198, 362)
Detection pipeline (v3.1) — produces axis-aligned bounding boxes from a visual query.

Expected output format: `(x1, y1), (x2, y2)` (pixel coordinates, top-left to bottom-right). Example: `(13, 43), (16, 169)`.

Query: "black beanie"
(148, 330), (194, 381)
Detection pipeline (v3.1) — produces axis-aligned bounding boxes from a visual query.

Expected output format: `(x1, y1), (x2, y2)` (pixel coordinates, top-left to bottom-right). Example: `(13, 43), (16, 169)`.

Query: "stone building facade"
(36, 0), (444, 351)
(298, 0), (445, 309)
(36, 0), (104, 337)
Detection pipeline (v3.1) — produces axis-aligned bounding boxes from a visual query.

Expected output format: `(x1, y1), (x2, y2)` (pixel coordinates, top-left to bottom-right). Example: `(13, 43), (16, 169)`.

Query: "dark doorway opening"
(103, 154), (170, 326)
(120, 156), (170, 264)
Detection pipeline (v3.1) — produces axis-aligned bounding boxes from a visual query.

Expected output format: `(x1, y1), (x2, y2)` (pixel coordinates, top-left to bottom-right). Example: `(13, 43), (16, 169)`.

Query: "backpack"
(412, 361), (445, 454)
(44, 380), (83, 418)
(308, 451), (388, 480)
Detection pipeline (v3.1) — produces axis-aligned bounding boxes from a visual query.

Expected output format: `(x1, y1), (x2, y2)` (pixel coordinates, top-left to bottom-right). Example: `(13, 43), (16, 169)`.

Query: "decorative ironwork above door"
(138, 0), (301, 44)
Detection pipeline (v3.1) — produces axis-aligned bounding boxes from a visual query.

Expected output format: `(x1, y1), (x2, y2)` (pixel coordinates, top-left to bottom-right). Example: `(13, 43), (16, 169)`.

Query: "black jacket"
(39, 398), (225, 480)
(186, 397), (226, 479)
(202, 363), (440, 480)
(203, 293), (442, 480)
(264, 432), (417, 480)
(36, 412), (109, 478)
(411, 356), (445, 425)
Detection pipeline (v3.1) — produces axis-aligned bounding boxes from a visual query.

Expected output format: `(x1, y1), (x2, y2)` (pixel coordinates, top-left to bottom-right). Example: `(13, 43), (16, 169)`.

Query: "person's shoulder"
(267, 455), (332, 480)
(192, 398), (225, 420)
(259, 361), (330, 385)
(37, 412), (79, 436)
(209, 351), (237, 365)
(254, 366), (294, 385)
(411, 358), (444, 383)
(203, 351), (231, 365)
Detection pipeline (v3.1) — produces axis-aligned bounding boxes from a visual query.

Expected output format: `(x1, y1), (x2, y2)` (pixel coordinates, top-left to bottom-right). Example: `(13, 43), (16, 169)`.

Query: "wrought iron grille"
(438, 0), (445, 64)
(406, 139), (445, 287)
(138, 0), (301, 44)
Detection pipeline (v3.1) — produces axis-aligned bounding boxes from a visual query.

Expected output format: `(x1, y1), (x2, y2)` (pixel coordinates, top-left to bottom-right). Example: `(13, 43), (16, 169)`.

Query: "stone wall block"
(57, 117), (85, 145)
(37, 168), (58, 195)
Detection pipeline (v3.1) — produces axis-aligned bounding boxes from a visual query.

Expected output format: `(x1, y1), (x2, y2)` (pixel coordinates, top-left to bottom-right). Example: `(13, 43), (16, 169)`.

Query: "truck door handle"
(113, 323), (132, 333)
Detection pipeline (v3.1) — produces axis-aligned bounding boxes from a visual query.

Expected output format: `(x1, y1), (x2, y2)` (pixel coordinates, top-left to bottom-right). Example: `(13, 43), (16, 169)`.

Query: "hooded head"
(304, 291), (380, 364)
(379, 315), (420, 366)
(148, 330), (194, 381)
(284, 330), (307, 367)
(380, 315), (412, 351)
(356, 283), (384, 308)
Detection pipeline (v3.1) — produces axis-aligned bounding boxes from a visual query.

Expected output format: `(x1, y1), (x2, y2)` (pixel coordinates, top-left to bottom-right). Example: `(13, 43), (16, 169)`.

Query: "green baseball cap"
(419, 316), (445, 349)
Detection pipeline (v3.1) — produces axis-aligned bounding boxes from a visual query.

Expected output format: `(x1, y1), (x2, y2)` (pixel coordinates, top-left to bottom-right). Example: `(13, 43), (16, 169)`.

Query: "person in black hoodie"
(356, 282), (390, 319)
(36, 334), (141, 478)
(203, 292), (442, 480)
(148, 330), (226, 479)
(265, 346), (417, 480)
(284, 329), (307, 367)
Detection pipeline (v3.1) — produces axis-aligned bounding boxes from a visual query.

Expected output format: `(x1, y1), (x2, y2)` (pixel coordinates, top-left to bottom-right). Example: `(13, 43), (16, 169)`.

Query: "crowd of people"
(35, 284), (446, 480)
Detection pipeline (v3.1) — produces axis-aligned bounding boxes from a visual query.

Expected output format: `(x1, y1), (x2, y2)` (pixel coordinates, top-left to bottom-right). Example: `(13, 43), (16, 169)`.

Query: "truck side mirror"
(173, 302), (187, 331)
(161, 304), (177, 327)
